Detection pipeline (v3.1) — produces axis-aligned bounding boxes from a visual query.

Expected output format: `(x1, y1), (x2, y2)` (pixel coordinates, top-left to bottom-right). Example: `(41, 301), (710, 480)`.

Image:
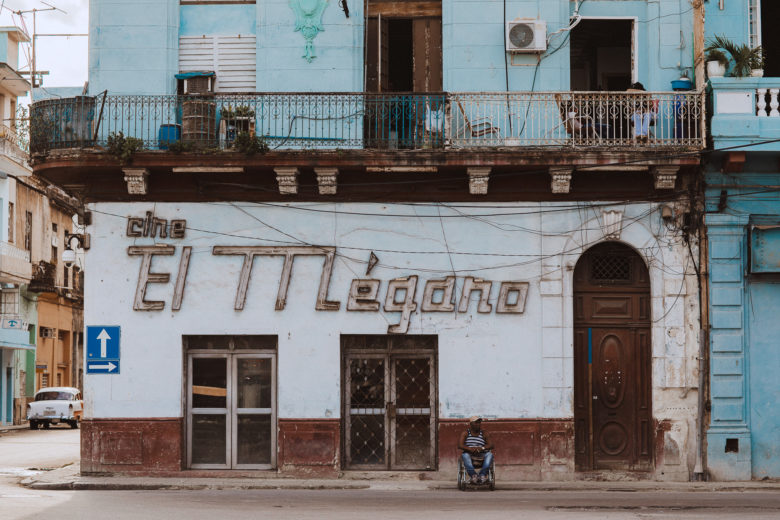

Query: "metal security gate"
(342, 335), (437, 470)
(185, 335), (277, 470)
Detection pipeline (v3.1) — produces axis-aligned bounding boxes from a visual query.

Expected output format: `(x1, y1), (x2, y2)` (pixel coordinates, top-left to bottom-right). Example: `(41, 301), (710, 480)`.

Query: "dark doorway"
(762, 3), (780, 77)
(365, 12), (442, 92)
(570, 20), (633, 91)
(573, 243), (653, 471)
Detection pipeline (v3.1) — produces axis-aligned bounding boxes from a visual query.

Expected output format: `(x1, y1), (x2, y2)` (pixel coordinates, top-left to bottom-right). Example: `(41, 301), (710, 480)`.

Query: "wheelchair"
(457, 451), (495, 491)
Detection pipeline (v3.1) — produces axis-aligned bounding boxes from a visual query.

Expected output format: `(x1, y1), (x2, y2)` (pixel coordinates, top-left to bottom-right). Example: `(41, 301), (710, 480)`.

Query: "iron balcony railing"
(30, 91), (705, 153)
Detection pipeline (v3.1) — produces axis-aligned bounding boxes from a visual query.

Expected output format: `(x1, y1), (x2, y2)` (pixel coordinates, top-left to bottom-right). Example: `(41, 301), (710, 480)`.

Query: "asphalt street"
(2, 427), (780, 519)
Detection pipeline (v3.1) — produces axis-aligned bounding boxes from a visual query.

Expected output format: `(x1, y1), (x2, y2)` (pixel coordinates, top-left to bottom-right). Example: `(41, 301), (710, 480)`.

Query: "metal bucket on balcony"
(181, 99), (217, 146)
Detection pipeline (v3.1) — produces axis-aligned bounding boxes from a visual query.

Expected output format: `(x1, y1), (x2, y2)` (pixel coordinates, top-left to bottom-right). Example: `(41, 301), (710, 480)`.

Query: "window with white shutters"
(179, 35), (257, 93)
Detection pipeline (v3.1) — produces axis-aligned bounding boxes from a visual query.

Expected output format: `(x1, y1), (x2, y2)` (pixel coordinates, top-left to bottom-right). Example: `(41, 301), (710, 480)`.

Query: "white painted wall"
(84, 201), (699, 437)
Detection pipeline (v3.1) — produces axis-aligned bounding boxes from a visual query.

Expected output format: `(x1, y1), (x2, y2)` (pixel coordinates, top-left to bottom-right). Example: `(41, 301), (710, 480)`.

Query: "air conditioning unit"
(183, 74), (215, 94)
(506, 19), (547, 53)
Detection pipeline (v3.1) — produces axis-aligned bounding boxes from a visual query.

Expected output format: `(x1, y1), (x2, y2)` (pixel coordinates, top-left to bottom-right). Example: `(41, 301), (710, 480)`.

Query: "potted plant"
(706, 35), (764, 78)
(705, 49), (728, 78)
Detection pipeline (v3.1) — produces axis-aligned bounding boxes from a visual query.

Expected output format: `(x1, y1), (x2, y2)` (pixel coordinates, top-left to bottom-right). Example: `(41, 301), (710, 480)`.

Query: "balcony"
(0, 241), (31, 284)
(28, 260), (55, 293)
(710, 77), (780, 151)
(31, 91), (704, 154)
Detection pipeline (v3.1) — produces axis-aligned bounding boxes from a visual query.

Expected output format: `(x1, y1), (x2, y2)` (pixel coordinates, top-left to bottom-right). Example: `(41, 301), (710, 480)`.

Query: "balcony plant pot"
(751, 69), (764, 77)
(706, 60), (726, 78)
(706, 35), (764, 78)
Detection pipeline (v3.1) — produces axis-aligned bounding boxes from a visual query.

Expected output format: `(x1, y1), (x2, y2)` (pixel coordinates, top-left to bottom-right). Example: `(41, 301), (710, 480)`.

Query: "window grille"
(591, 255), (631, 282)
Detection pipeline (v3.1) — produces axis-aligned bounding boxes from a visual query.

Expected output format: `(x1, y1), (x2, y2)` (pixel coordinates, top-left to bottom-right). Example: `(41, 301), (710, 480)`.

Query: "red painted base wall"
(79, 417), (612, 480)
(81, 418), (183, 474)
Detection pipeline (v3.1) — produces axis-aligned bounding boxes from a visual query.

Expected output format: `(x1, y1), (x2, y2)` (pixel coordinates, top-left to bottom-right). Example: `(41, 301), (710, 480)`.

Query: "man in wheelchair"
(458, 416), (494, 485)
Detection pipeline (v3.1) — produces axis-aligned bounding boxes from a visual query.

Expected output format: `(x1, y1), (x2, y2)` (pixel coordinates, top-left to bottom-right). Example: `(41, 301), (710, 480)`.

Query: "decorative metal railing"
(30, 91), (705, 153)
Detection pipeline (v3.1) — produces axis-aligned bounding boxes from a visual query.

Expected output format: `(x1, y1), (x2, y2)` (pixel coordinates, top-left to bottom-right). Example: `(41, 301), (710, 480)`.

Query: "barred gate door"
(343, 336), (437, 470)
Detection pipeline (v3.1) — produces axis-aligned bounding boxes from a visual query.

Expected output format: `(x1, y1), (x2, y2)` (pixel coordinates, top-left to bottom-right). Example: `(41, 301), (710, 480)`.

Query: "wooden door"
(573, 243), (652, 471)
(412, 17), (442, 92)
(365, 16), (390, 92)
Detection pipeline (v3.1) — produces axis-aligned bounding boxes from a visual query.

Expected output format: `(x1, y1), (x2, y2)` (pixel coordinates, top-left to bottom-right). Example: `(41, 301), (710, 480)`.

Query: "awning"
(0, 341), (34, 351)
(175, 71), (215, 80)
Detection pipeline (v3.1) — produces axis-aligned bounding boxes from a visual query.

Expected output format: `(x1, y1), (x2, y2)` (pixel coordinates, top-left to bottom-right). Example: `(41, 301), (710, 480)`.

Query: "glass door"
(188, 351), (276, 469)
(232, 355), (275, 469)
(188, 354), (230, 469)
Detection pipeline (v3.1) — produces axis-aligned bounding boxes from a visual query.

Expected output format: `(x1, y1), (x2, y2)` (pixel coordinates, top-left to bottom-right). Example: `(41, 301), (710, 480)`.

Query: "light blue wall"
(444, 0), (695, 92)
(0, 35), (8, 66)
(704, 0), (749, 45)
(180, 5), (256, 37)
(257, 0), (363, 92)
(88, 0), (694, 95)
(88, 0), (180, 95)
(705, 166), (780, 480)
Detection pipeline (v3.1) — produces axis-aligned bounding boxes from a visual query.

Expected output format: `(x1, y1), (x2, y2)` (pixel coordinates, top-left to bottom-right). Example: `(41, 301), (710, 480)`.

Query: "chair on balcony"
(452, 98), (501, 140)
(551, 93), (609, 142)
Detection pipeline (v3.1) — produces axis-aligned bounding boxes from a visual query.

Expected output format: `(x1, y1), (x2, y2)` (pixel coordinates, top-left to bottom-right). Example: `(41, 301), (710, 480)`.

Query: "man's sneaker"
(478, 475), (487, 484)
(470, 475), (479, 484)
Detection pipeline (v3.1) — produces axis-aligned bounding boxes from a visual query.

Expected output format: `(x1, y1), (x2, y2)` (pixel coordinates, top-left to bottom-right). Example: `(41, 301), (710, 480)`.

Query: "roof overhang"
(0, 63), (29, 97)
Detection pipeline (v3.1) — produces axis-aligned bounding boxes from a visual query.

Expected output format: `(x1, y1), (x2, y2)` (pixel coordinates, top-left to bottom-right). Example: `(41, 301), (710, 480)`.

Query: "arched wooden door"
(573, 243), (653, 471)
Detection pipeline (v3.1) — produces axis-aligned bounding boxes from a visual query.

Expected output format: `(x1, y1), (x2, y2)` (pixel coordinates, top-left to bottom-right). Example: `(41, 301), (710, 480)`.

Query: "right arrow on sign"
(96, 329), (111, 358)
(91, 362), (117, 372)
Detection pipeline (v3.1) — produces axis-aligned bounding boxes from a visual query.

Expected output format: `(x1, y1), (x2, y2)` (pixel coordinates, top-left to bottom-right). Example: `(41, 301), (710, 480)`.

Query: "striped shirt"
(464, 429), (486, 448)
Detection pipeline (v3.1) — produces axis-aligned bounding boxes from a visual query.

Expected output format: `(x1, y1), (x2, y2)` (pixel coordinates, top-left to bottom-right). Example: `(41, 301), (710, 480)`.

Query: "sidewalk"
(0, 424), (31, 433)
(20, 463), (780, 492)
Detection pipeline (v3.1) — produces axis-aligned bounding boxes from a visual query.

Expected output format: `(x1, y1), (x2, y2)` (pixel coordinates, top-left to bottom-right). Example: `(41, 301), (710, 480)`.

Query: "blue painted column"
(706, 213), (751, 480)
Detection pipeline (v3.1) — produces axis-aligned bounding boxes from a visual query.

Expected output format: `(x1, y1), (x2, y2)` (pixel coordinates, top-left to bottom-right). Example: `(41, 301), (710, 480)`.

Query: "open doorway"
(570, 19), (633, 91)
(761, 2), (780, 77)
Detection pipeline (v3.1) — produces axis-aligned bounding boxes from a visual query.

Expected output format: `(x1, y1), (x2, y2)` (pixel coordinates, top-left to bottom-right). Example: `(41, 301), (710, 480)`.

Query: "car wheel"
(29, 420), (37, 430)
(42, 421), (50, 429)
(69, 420), (79, 430)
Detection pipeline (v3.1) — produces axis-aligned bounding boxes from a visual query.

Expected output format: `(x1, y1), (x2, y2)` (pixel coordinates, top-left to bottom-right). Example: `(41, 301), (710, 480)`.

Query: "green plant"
(232, 132), (269, 155)
(705, 49), (729, 66)
(167, 140), (193, 153)
(706, 35), (764, 77)
(220, 105), (256, 119)
(106, 132), (144, 164)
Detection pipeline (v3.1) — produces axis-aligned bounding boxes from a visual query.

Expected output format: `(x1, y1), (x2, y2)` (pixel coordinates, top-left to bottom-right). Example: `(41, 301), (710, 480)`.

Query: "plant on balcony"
(167, 140), (194, 154)
(220, 105), (256, 119)
(706, 35), (764, 78)
(232, 131), (268, 155)
(106, 132), (145, 164)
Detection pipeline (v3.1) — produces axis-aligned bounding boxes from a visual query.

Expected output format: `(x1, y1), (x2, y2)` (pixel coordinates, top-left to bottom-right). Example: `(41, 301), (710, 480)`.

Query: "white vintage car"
(27, 387), (83, 429)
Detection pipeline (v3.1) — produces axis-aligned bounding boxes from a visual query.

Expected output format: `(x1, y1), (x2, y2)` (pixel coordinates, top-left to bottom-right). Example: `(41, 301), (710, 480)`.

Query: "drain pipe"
(693, 332), (706, 479)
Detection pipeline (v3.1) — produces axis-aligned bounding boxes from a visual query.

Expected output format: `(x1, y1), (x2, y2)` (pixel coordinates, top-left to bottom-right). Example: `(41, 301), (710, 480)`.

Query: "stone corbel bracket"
(275, 167), (300, 195)
(550, 167), (573, 194)
(289, 0), (329, 63)
(467, 167), (491, 195)
(652, 166), (679, 190)
(123, 168), (150, 195)
(314, 168), (338, 195)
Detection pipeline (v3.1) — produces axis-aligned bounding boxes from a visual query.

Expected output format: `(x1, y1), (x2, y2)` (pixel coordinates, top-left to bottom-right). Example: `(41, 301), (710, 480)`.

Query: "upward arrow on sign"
(97, 329), (112, 358)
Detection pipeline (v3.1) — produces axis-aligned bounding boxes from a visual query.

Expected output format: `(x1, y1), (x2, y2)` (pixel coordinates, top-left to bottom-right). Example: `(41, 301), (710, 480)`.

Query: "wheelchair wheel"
(457, 458), (467, 491)
(488, 460), (496, 491)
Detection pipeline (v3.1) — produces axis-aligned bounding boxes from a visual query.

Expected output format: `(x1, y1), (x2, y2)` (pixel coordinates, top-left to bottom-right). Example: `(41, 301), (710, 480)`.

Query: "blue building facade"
(706, 1), (780, 480)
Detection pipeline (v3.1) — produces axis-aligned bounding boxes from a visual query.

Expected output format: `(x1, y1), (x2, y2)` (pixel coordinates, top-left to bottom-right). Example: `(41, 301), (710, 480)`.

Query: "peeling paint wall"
(84, 200), (700, 477)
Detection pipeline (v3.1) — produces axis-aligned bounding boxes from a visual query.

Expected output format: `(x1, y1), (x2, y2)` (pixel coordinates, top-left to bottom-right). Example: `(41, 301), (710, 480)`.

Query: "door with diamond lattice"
(342, 335), (437, 470)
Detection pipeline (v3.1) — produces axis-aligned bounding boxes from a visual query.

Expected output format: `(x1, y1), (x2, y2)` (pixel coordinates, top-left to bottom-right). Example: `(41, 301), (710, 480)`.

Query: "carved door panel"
(590, 328), (635, 468)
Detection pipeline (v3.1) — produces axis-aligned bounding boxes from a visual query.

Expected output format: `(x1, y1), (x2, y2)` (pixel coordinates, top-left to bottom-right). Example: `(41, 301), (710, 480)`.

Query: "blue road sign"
(86, 326), (120, 374)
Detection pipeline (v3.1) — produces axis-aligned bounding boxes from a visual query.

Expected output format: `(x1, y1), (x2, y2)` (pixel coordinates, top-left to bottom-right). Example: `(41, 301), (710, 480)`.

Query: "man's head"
(468, 416), (482, 431)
